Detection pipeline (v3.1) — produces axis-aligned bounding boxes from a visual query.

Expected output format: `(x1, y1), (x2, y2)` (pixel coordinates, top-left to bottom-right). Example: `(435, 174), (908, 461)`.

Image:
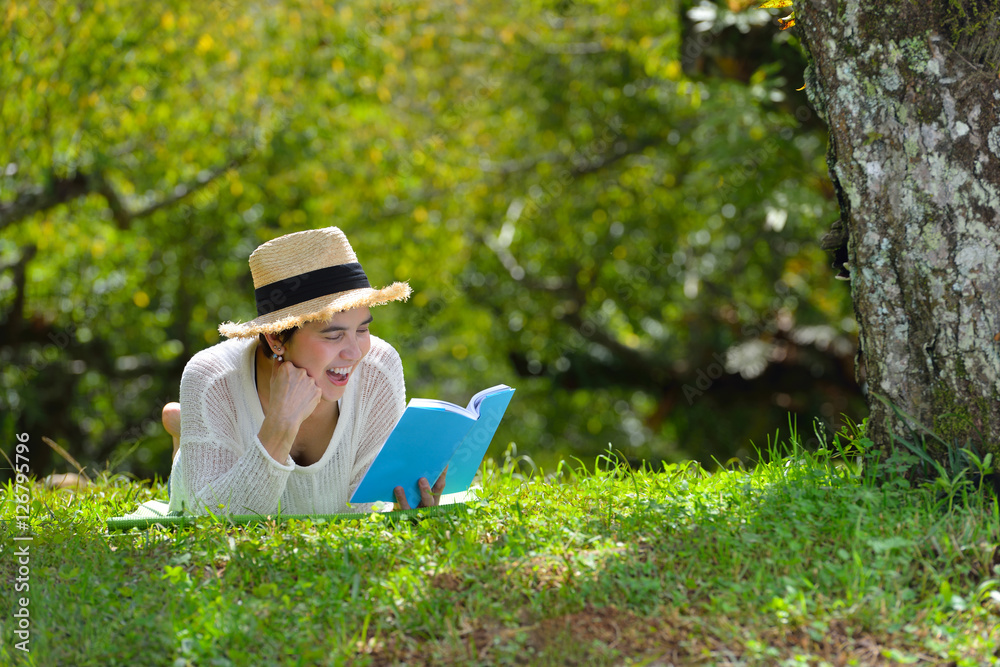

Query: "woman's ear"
(261, 332), (282, 357)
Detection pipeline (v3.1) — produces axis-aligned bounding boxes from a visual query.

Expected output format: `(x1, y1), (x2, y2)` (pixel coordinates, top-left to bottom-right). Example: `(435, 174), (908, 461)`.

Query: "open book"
(350, 384), (515, 508)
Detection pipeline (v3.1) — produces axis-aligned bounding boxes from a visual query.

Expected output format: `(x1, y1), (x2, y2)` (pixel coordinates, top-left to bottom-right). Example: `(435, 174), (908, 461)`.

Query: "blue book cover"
(442, 389), (515, 494)
(349, 385), (515, 508)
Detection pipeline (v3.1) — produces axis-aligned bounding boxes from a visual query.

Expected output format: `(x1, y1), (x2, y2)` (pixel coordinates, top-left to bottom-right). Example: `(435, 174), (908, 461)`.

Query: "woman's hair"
(258, 329), (297, 358)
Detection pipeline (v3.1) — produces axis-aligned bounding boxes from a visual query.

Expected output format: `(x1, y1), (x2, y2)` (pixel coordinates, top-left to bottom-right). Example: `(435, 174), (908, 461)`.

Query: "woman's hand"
(394, 465), (448, 509)
(258, 357), (322, 463)
(267, 358), (323, 429)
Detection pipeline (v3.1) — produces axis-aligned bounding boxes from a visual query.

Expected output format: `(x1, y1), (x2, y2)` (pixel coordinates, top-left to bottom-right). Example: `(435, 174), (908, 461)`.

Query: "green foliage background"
(0, 0), (864, 479)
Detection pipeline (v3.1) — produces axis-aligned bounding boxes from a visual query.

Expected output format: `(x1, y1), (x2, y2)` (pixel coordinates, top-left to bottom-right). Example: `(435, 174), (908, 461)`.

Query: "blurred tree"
(1, 0), (862, 480)
(795, 0), (1000, 463)
(370, 0), (864, 465)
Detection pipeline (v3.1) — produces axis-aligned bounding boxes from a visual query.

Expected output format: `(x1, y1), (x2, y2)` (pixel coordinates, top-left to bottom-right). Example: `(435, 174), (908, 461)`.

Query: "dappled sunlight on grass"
(2, 440), (999, 665)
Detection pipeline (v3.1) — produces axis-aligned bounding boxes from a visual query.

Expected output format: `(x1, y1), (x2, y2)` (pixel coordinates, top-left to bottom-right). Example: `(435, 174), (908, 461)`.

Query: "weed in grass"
(871, 393), (1000, 505)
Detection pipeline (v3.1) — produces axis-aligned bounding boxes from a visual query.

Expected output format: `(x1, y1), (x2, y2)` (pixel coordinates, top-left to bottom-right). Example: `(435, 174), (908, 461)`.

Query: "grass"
(2, 430), (1000, 666)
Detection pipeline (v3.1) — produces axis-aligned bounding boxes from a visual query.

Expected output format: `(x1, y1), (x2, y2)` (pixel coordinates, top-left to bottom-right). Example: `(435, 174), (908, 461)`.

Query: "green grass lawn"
(2, 434), (1000, 666)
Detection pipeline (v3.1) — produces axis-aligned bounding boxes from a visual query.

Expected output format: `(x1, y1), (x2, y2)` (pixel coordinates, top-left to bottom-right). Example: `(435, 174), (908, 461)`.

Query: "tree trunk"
(796, 0), (1000, 463)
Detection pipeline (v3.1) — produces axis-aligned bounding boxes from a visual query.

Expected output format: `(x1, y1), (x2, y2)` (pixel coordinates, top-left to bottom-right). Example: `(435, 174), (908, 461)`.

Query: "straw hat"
(218, 227), (411, 338)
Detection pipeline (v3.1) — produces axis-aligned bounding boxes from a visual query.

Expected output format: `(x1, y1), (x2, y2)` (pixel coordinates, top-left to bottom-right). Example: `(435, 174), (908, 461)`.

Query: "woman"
(163, 226), (445, 515)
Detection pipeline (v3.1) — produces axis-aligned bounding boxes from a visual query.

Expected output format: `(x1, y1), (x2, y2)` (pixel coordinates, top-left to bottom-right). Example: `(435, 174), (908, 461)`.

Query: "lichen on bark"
(797, 0), (1000, 468)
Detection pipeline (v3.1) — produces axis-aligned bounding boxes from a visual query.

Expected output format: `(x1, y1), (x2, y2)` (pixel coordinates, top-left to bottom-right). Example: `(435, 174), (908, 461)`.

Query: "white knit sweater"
(167, 335), (405, 515)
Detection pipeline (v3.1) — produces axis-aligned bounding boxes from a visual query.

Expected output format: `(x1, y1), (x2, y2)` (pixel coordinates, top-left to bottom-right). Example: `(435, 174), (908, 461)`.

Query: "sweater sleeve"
(170, 347), (294, 516)
(348, 338), (407, 491)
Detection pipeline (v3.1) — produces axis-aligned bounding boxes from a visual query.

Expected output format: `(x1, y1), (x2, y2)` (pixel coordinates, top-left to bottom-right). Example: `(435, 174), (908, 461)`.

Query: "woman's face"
(281, 307), (373, 403)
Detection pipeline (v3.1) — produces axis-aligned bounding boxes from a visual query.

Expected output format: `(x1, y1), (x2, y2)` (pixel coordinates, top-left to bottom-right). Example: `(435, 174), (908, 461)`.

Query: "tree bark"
(796, 0), (1000, 461)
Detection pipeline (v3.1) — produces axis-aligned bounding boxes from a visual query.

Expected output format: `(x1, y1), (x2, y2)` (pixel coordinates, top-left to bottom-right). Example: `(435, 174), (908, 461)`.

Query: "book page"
(407, 397), (475, 417)
(467, 384), (513, 415)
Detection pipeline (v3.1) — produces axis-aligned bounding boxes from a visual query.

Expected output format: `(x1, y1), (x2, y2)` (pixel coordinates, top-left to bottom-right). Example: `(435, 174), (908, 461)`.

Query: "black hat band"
(255, 262), (371, 316)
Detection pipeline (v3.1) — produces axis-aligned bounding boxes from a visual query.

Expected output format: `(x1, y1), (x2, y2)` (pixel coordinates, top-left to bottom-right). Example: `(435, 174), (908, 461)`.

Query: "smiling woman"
(162, 227), (445, 516)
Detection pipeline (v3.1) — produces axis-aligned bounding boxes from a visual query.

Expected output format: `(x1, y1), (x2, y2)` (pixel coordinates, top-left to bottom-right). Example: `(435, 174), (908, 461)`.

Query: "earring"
(274, 348), (283, 362)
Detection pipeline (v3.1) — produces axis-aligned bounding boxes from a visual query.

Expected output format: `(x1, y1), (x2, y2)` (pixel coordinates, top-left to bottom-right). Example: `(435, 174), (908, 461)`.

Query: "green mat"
(106, 499), (473, 532)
